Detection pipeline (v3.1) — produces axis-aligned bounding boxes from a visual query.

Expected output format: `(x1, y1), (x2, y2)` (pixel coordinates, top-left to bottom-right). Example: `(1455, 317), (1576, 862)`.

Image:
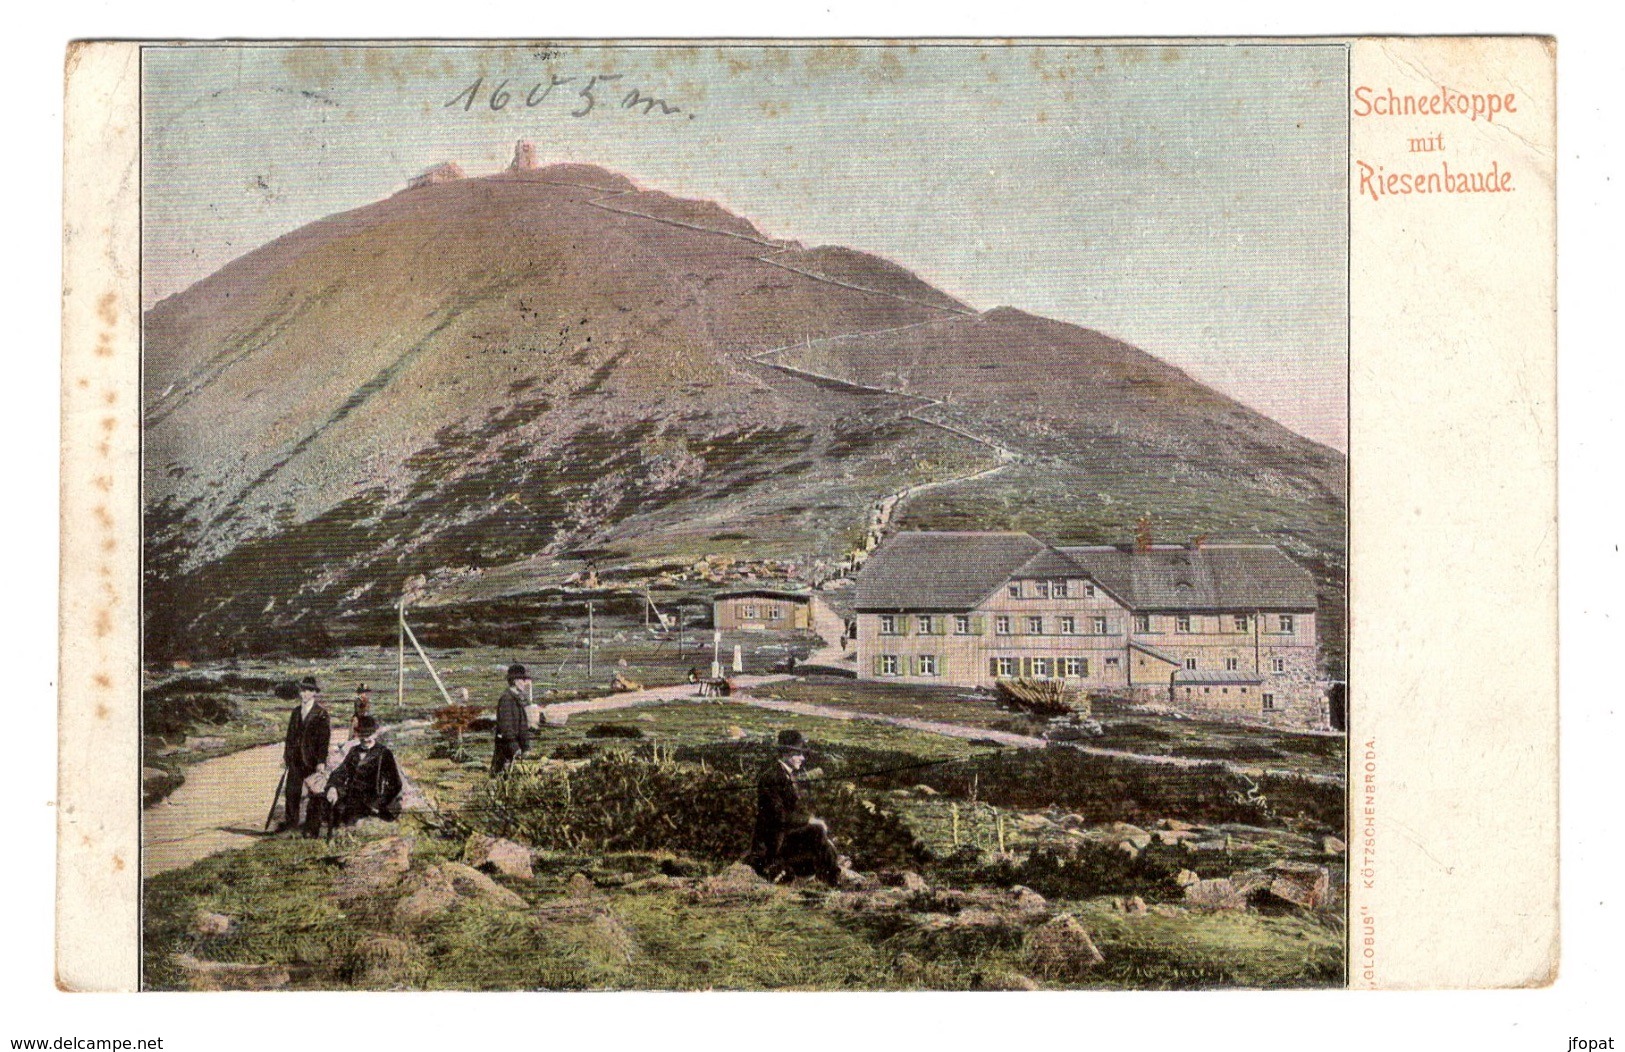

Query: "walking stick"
(265, 769), (288, 831)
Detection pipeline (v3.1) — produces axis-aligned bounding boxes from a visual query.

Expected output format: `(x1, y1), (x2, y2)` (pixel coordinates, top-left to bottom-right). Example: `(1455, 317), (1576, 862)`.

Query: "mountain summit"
(143, 151), (1344, 660)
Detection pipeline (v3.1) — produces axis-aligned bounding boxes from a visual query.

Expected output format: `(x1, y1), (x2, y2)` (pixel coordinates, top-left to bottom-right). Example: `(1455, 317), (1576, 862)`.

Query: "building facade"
(712, 588), (813, 631)
(852, 531), (1327, 729)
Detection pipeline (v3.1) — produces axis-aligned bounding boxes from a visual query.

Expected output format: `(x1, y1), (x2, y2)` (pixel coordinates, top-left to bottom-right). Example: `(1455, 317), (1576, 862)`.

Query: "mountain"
(143, 150), (1345, 667)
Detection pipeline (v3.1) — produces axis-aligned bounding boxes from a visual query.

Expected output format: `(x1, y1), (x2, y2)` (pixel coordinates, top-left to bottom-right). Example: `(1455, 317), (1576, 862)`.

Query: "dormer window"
(1008, 582), (1022, 599)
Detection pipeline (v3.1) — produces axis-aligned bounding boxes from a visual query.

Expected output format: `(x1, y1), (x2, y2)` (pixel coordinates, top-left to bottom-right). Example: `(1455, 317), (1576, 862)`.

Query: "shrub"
(142, 689), (238, 740)
(431, 703), (485, 761)
(995, 678), (1088, 719)
(454, 752), (925, 869)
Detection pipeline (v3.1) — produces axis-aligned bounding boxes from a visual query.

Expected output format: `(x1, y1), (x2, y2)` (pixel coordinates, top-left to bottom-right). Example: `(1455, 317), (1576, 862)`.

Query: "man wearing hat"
(350, 683), (373, 739)
(280, 676), (331, 835)
(491, 664), (533, 776)
(324, 715), (404, 827)
(748, 729), (841, 884)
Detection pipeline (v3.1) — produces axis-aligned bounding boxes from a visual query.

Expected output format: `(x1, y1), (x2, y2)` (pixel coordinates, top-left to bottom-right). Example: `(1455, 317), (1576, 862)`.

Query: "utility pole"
(397, 597), (406, 715)
(587, 600), (595, 678)
(711, 629), (722, 680)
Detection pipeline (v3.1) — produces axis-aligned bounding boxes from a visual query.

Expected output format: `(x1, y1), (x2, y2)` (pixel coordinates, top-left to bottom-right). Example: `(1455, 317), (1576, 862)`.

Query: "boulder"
(1229, 869), (1275, 899)
(911, 784), (939, 797)
(694, 862), (778, 901)
(394, 877), (460, 928)
(1102, 822), (1152, 850)
(583, 911), (638, 965)
(191, 909), (234, 937)
(439, 861), (527, 909)
(1008, 885), (1049, 915)
(337, 835), (414, 898)
(976, 971), (1040, 991)
(173, 954), (290, 991)
(465, 833), (534, 880)
(1183, 877), (1249, 910)
(837, 866), (880, 891)
(880, 870), (930, 892)
(1155, 828), (1201, 846)
(345, 934), (427, 989)
(1024, 914), (1104, 978)
(1267, 862), (1332, 908)
(1159, 818), (1198, 832)
(1115, 842), (1140, 862)
(1183, 838), (1231, 854)
(1323, 836), (1347, 855)
(1124, 895), (1149, 915)
(566, 872), (603, 900)
(1175, 869), (1201, 887)
(1059, 813), (1088, 830)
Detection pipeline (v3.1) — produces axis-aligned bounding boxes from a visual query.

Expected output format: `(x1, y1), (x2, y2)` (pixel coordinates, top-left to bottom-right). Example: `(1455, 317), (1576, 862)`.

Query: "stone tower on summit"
(509, 139), (541, 171)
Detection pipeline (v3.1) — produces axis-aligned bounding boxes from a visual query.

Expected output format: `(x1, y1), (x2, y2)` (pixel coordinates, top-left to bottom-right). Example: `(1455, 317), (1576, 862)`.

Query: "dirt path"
(143, 743), (284, 878)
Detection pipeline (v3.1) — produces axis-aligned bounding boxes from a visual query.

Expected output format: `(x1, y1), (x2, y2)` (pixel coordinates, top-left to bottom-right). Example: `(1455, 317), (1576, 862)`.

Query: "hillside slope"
(143, 156), (1345, 668)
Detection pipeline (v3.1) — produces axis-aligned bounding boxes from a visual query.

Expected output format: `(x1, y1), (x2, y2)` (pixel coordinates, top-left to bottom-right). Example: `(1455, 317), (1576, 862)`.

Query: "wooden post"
(951, 803), (960, 848)
(587, 600), (595, 678)
(997, 811), (1006, 854)
(397, 597), (406, 714)
(400, 616), (455, 706)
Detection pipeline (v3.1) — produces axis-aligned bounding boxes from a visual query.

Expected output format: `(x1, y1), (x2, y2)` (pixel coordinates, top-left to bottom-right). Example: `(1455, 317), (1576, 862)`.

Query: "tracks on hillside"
(573, 181), (1024, 556)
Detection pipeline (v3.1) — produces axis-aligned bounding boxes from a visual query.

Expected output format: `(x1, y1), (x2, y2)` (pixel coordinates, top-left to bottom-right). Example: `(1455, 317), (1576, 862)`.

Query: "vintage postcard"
(59, 37), (1555, 993)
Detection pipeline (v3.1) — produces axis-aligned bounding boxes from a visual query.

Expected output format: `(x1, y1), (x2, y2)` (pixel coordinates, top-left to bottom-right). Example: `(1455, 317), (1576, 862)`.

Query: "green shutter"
(1021, 656), (1032, 677)
(936, 618), (949, 636)
(872, 655), (883, 675)
(909, 655), (919, 676)
(972, 615), (985, 636)
(988, 657), (998, 678)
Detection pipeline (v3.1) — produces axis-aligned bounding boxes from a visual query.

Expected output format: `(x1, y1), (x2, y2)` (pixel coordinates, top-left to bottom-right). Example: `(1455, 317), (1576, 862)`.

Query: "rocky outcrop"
(1024, 914), (1104, 978)
(465, 833), (534, 880)
(336, 835), (414, 899)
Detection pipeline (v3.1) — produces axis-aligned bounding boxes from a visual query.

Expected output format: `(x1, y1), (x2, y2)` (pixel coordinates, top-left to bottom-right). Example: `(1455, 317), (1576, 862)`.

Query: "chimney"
(1134, 516), (1153, 554)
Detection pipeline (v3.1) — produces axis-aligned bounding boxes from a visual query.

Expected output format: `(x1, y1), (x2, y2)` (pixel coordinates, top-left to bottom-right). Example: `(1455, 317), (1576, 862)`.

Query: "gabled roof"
(713, 587), (811, 602)
(854, 532), (1048, 610)
(1059, 544), (1317, 611)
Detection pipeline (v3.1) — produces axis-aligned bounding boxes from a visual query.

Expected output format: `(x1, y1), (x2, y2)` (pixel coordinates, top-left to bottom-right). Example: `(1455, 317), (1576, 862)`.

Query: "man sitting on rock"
(748, 729), (841, 885)
(324, 716), (404, 827)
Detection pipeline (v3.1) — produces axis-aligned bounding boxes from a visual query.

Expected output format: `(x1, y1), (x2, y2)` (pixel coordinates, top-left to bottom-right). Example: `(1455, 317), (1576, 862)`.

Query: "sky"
(141, 42), (1348, 450)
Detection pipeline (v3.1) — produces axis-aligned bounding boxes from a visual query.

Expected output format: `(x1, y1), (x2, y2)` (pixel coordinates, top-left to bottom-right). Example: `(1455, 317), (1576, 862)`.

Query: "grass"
(143, 662), (1346, 991)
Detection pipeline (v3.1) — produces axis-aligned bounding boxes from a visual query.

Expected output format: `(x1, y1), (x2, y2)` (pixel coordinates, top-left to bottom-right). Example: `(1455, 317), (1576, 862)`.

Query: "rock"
(191, 909), (234, 937)
(183, 735), (227, 751)
(1229, 869), (1275, 898)
(337, 835), (414, 898)
(1151, 905), (1184, 918)
(566, 872), (602, 900)
(880, 870), (930, 892)
(911, 784), (939, 796)
(1267, 862), (1332, 908)
(695, 863), (778, 900)
(439, 862), (527, 909)
(1175, 869), (1201, 887)
(1008, 885), (1049, 915)
(610, 671), (643, 692)
(174, 954), (290, 991)
(1102, 822), (1152, 850)
(345, 934), (427, 989)
(837, 866), (880, 891)
(1059, 813), (1088, 830)
(394, 876), (460, 928)
(1183, 838), (1231, 853)
(1016, 813), (1052, 832)
(465, 834), (534, 880)
(1159, 818), (1198, 832)
(726, 726), (748, 740)
(1115, 842), (1140, 861)
(624, 873), (686, 892)
(1024, 914), (1104, 978)
(824, 889), (910, 914)
(1155, 829), (1201, 846)
(976, 970), (1040, 991)
(1323, 836), (1347, 855)
(583, 911), (638, 965)
(1183, 878), (1249, 910)
(1124, 895), (1148, 915)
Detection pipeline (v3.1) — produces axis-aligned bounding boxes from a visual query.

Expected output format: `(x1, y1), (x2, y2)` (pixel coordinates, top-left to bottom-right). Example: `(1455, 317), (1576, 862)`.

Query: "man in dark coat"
(491, 663), (533, 776)
(324, 716), (403, 826)
(281, 676), (331, 836)
(748, 729), (841, 884)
